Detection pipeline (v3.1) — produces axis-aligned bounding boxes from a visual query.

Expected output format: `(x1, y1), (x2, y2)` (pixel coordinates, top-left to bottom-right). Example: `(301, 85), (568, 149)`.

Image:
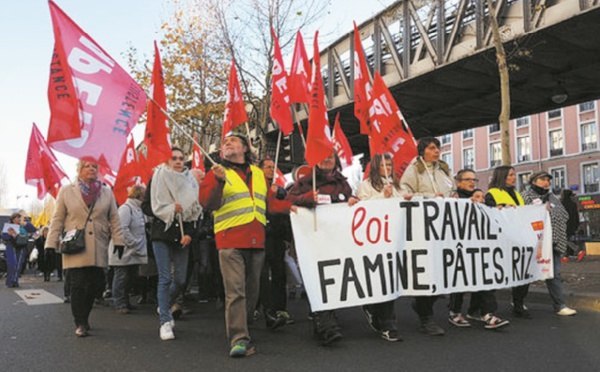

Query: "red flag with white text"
(46, 1), (146, 174)
(25, 123), (68, 199)
(332, 113), (353, 169)
(144, 41), (172, 170)
(353, 22), (372, 135)
(47, 44), (80, 142)
(222, 61), (248, 138)
(305, 31), (334, 167)
(368, 72), (417, 179)
(288, 31), (312, 104)
(112, 137), (143, 205)
(192, 134), (205, 172)
(270, 28), (293, 135)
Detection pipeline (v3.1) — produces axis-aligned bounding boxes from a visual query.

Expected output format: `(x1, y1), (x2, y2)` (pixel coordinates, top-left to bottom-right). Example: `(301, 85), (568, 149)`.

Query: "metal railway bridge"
(265, 0), (600, 167)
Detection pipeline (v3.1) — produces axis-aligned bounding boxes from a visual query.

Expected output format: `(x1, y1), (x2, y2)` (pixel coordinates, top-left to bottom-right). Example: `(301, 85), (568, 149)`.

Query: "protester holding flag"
(200, 134), (294, 357)
(2, 212), (37, 288)
(357, 153), (410, 342)
(110, 185), (148, 315)
(485, 166), (530, 318)
(521, 171), (577, 317)
(400, 137), (454, 336)
(142, 147), (202, 340)
(449, 169), (510, 330)
(45, 160), (125, 337)
(286, 151), (359, 345)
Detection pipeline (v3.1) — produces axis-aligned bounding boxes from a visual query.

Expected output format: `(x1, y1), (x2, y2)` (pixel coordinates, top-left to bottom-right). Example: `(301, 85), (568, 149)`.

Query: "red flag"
(353, 22), (372, 135)
(144, 41), (172, 170)
(368, 72), (417, 179)
(332, 113), (353, 169)
(25, 123), (68, 199)
(305, 31), (334, 167)
(222, 61), (248, 138)
(47, 44), (80, 142)
(274, 168), (286, 188)
(192, 133), (205, 172)
(46, 1), (146, 174)
(270, 28), (293, 135)
(138, 152), (154, 185)
(112, 137), (143, 205)
(288, 31), (312, 104)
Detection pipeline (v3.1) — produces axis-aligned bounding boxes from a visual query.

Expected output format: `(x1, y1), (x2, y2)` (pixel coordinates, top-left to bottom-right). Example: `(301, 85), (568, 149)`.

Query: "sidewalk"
(497, 255), (600, 312)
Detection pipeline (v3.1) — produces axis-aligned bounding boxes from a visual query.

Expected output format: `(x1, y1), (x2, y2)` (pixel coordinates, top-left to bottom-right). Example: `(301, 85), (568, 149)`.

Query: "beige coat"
(45, 183), (124, 269)
(357, 179), (408, 200)
(400, 157), (455, 197)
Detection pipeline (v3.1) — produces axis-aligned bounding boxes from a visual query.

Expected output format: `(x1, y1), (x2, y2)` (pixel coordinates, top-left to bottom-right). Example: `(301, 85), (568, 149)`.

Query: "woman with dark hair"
(485, 165), (530, 318)
(142, 147), (202, 340)
(286, 151), (359, 346)
(2, 212), (36, 288)
(400, 137), (454, 336)
(357, 153), (410, 342)
(45, 159), (125, 337)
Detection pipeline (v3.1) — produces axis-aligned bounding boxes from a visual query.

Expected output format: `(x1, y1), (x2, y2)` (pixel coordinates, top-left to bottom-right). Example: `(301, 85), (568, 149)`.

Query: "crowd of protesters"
(1, 135), (584, 358)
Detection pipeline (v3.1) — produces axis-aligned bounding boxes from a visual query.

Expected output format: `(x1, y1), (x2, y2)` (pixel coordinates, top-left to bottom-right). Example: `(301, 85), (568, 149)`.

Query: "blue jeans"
(153, 240), (189, 325)
(112, 265), (138, 309)
(546, 252), (566, 311)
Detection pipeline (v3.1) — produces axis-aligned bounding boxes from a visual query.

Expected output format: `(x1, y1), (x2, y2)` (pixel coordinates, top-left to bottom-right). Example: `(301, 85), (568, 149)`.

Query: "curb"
(496, 287), (600, 312)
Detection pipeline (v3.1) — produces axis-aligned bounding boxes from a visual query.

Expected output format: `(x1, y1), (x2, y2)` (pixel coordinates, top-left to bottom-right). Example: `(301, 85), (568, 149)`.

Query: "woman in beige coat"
(46, 160), (124, 337)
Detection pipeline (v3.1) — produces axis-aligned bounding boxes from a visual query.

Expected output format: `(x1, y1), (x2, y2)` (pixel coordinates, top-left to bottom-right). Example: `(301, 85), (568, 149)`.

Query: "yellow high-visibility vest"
(213, 165), (267, 233)
(487, 187), (524, 206)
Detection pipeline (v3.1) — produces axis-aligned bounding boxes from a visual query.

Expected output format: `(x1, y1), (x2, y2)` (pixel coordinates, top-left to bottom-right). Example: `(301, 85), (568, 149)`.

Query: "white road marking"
(14, 289), (63, 305)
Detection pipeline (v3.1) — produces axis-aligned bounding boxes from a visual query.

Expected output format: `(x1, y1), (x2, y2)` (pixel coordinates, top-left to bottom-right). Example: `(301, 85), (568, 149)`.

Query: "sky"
(0, 0), (394, 211)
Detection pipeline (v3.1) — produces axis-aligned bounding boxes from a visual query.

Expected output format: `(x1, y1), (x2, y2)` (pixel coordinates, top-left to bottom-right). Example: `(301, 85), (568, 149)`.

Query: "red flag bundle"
(46, 1), (146, 175)
(332, 113), (353, 169)
(353, 22), (372, 135)
(192, 133), (205, 172)
(270, 28), (293, 135)
(288, 31), (312, 104)
(222, 61), (248, 138)
(112, 137), (143, 205)
(305, 31), (334, 167)
(144, 41), (172, 170)
(368, 72), (417, 179)
(25, 123), (68, 199)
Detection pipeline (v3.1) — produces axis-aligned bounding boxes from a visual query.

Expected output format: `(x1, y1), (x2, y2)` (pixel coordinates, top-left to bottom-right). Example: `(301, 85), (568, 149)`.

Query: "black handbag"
(60, 199), (96, 255)
(15, 235), (29, 247)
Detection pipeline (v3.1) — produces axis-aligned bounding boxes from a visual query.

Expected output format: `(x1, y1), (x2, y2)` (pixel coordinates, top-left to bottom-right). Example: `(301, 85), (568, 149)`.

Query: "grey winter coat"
(109, 198), (148, 266)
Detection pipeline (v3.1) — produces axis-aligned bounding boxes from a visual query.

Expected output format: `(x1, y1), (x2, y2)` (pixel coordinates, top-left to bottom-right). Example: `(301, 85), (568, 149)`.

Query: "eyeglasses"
(460, 178), (479, 182)
(171, 156), (185, 161)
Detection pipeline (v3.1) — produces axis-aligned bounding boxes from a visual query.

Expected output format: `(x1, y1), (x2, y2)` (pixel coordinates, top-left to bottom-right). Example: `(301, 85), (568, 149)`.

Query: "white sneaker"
(159, 322), (175, 340)
(556, 307), (577, 316)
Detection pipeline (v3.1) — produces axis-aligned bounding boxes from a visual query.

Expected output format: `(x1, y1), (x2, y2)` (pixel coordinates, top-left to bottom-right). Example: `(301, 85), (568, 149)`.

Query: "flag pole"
(147, 96), (231, 185)
(291, 109), (307, 149)
(273, 130), (283, 175)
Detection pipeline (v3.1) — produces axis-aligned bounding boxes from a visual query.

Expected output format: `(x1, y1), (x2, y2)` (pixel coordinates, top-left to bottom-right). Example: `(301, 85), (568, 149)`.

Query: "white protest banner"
(290, 198), (553, 312)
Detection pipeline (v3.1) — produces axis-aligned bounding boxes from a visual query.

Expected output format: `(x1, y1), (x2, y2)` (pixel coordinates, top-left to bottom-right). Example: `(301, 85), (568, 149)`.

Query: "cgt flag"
(288, 31), (312, 104)
(192, 133), (205, 172)
(270, 28), (293, 135)
(144, 41), (172, 170)
(353, 22), (372, 135)
(222, 60), (248, 138)
(332, 113), (353, 169)
(46, 1), (146, 174)
(25, 123), (68, 199)
(305, 31), (334, 167)
(112, 136), (144, 205)
(368, 72), (417, 179)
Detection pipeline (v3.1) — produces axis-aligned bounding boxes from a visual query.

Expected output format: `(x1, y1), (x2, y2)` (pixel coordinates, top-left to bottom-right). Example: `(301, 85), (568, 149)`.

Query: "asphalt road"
(1, 278), (599, 372)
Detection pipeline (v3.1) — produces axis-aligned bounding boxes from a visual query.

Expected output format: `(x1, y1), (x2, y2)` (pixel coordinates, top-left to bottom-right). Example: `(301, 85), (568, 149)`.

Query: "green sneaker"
(229, 342), (256, 358)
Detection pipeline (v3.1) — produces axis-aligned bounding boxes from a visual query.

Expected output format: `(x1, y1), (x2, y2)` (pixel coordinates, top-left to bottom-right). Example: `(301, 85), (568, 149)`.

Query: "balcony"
(550, 148), (563, 157)
(582, 142), (598, 152)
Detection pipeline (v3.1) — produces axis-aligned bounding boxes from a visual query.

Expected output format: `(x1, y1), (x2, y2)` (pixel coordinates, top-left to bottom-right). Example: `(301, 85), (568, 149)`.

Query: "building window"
(441, 153), (452, 170)
(489, 123), (500, 133)
(581, 122), (598, 152)
(550, 167), (566, 192)
(517, 136), (531, 163)
(549, 129), (564, 156)
(516, 116), (530, 127)
(463, 148), (474, 170)
(463, 129), (474, 139)
(489, 142), (502, 168)
(579, 101), (596, 113)
(548, 109), (562, 120)
(440, 134), (451, 145)
(517, 172), (532, 192)
(582, 163), (599, 193)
